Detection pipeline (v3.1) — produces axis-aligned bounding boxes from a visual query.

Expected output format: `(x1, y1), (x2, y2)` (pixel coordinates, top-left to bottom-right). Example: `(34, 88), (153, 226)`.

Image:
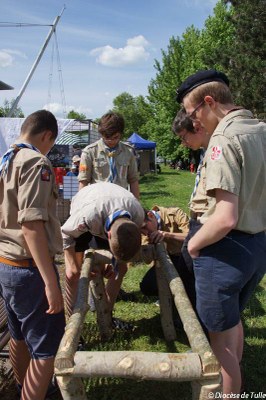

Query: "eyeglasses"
(187, 100), (205, 121)
(103, 134), (121, 142)
(178, 131), (190, 144)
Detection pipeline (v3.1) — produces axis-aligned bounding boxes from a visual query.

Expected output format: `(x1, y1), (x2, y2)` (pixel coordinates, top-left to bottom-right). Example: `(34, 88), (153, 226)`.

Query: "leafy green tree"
(0, 99), (24, 117)
(200, 1), (234, 72)
(222, 0), (265, 118)
(112, 92), (153, 139)
(67, 110), (87, 120)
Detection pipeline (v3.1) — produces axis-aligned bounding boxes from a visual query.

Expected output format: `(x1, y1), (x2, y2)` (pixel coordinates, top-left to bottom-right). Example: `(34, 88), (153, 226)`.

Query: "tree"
(0, 99), (24, 117)
(222, 0), (266, 118)
(112, 92), (153, 139)
(67, 110), (87, 120)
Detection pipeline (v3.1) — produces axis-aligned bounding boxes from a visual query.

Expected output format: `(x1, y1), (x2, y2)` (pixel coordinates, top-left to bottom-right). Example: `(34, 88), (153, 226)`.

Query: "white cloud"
(0, 51), (13, 67)
(90, 35), (150, 67)
(0, 49), (27, 67)
(43, 103), (93, 118)
(2, 49), (27, 59)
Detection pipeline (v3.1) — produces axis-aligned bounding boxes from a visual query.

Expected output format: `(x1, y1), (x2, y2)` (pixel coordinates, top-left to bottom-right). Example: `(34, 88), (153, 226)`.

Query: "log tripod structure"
(54, 242), (222, 399)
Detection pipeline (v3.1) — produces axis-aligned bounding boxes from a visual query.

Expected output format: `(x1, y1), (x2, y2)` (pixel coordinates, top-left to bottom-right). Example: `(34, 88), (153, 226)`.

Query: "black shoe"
(112, 317), (136, 332)
(117, 288), (136, 302)
(77, 336), (86, 351)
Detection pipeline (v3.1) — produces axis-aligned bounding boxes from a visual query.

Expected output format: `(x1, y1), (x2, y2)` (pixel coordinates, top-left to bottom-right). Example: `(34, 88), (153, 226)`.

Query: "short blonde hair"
(109, 218), (141, 261)
(186, 81), (233, 105)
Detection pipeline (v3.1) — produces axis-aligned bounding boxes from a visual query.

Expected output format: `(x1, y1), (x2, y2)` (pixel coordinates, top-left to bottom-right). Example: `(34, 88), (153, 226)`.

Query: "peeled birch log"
(89, 266), (113, 340)
(55, 252), (93, 370)
(155, 243), (220, 375)
(72, 350), (202, 381)
(155, 258), (177, 341)
(56, 375), (87, 400)
(91, 244), (155, 265)
(191, 379), (222, 399)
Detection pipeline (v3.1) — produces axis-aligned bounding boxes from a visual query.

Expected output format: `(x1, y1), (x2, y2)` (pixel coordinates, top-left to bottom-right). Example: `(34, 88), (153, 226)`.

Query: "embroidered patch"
(79, 164), (88, 172)
(40, 166), (51, 181)
(211, 146), (222, 161)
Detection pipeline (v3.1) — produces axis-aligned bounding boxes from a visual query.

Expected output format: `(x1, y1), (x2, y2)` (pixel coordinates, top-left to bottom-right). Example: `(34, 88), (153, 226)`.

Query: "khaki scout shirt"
(0, 148), (63, 260)
(191, 110), (266, 233)
(78, 138), (139, 188)
(142, 205), (189, 255)
(61, 182), (144, 249)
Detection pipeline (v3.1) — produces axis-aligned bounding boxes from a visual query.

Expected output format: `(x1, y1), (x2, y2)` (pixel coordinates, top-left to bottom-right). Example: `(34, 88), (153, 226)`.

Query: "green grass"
(79, 166), (266, 399)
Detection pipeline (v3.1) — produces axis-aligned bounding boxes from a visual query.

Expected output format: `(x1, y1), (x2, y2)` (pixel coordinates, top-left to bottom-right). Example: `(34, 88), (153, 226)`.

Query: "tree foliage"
(222, 0), (266, 118)
(112, 92), (153, 139)
(0, 99), (24, 117)
(67, 110), (87, 120)
(111, 0), (265, 161)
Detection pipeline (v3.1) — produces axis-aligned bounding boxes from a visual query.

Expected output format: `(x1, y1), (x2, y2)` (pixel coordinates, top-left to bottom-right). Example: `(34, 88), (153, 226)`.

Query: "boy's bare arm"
(21, 221), (64, 314)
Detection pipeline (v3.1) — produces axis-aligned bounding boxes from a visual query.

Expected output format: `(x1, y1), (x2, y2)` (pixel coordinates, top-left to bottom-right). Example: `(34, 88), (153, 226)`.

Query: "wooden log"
(91, 244), (155, 265)
(71, 351), (203, 381)
(89, 266), (113, 340)
(191, 379), (222, 400)
(56, 375), (87, 400)
(55, 252), (93, 370)
(155, 243), (220, 375)
(155, 258), (177, 341)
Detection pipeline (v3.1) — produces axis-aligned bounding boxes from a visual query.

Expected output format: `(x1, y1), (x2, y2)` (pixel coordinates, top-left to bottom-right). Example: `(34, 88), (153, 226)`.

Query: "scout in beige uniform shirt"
(0, 149), (62, 260)
(142, 205), (189, 254)
(190, 109), (266, 232)
(78, 138), (138, 189)
(62, 182), (144, 249)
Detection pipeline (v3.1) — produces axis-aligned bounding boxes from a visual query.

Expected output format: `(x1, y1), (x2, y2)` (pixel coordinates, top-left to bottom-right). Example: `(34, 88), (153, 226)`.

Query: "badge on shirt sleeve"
(40, 165), (51, 181)
(79, 163), (88, 172)
(211, 146), (222, 161)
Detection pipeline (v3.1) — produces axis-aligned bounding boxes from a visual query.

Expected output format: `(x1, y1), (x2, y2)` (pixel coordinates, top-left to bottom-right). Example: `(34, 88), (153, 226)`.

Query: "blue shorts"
(0, 262), (65, 359)
(192, 230), (266, 332)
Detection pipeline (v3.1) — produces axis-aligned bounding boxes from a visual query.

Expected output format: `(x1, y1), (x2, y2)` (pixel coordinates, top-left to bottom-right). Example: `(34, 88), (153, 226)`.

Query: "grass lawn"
(81, 166), (266, 399)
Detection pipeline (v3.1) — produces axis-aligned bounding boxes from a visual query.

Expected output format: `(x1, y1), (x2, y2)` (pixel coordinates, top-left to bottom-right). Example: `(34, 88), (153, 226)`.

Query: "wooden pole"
(155, 243), (220, 375)
(155, 258), (177, 341)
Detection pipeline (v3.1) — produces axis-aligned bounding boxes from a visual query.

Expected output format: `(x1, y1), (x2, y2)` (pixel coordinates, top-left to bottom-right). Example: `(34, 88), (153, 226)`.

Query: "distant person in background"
(66, 164), (78, 177)
(72, 154), (80, 175)
(76, 112), (140, 302)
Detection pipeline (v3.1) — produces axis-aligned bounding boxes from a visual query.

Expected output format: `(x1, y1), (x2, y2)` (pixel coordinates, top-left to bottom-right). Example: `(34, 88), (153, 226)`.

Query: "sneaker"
(117, 288), (136, 302)
(112, 317), (136, 332)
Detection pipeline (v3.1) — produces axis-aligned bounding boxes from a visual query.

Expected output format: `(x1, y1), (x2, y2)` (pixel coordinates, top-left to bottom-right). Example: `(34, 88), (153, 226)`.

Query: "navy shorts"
(0, 262), (65, 359)
(75, 231), (109, 252)
(192, 229), (266, 332)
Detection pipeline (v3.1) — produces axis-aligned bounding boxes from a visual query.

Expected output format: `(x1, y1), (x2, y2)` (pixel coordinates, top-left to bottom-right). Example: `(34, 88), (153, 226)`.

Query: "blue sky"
(1, 0), (216, 120)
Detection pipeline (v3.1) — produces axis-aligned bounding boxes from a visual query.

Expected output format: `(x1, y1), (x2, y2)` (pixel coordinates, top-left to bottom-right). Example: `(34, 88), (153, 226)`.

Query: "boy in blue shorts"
(0, 110), (65, 400)
(175, 70), (266, 394)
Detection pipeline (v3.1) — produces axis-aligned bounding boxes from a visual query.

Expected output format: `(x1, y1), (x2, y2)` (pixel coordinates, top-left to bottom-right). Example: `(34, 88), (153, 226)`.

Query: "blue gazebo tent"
(127, 133), (156, 174)
(127, 132), (156, 149)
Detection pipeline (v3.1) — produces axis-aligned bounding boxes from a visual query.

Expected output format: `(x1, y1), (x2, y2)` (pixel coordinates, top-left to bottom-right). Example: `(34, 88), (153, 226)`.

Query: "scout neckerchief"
(0, 143), (40, 178)
(150, 210), (162, 230)
(190, 149), (206, 201)
(105, 145), (118, 182)
(104, 209), (132, 279)
(104, 209), (132, 233)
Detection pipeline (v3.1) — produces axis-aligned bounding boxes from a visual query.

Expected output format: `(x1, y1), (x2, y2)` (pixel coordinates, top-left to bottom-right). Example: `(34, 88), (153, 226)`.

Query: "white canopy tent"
(0, 118), (99, 155)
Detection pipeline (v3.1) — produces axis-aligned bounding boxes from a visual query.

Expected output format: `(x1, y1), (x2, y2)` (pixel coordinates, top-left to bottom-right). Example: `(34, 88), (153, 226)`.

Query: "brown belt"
(0, 256), (37, 268)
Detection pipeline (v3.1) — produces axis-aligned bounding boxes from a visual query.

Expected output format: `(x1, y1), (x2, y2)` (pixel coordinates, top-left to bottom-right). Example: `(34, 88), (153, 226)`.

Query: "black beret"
(176, 69), (229, 103)
(0, 80), (14, 90)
